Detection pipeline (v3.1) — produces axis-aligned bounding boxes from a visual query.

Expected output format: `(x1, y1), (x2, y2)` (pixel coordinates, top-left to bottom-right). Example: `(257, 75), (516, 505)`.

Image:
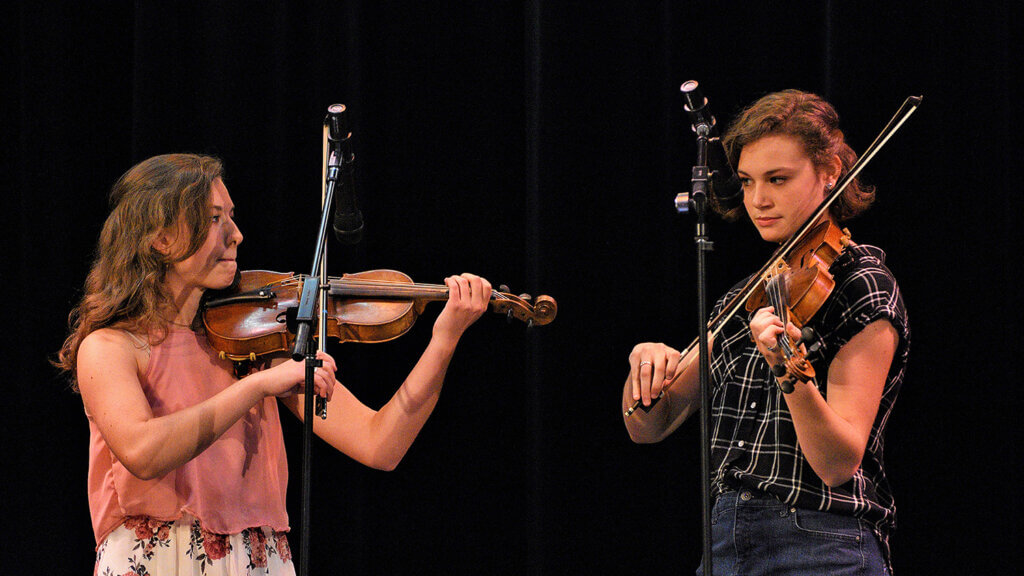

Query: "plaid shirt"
(708, 243), (909, 563)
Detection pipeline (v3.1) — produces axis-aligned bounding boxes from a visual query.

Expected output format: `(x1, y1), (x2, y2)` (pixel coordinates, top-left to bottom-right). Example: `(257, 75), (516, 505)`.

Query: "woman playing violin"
(57, 153), (492, 575)
(622, 90), (909, 575)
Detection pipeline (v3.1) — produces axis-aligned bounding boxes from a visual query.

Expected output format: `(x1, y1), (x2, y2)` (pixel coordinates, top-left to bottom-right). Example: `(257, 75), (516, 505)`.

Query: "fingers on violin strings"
(751, 306), (771, 323)
(762, 325), (785, 352)
(456, 275), (471, 298)
(448, 275), (469, 302)
(460, 273), (485, 307)
(442, 276), (456, 301)
(754, 306), (783, 327)
(469, 274), (492, 305)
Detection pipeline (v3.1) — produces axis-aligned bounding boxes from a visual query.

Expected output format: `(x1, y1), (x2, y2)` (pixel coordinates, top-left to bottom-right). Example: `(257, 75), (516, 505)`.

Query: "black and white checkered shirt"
(708, 243), (909, 564)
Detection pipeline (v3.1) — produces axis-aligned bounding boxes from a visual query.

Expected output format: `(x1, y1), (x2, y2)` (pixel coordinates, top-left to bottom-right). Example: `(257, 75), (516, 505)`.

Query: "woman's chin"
(208, 269), (238, 290)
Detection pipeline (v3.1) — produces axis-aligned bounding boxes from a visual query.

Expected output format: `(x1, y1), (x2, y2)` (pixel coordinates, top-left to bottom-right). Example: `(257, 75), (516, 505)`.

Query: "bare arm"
(283, 273), (491, 471)
(78, 328), (336, 480)
(621, 337), (710, 444)
(751, 308), (897, 486)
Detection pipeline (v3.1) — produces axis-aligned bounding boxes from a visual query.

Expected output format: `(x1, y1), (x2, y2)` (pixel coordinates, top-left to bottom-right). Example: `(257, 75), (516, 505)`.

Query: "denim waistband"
(715, 486), (791, 511)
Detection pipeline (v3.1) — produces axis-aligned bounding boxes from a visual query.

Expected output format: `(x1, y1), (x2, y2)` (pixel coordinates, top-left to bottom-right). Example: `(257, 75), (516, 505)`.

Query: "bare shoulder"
(78, 328), (149, 389)
(80, 327), (147, 357)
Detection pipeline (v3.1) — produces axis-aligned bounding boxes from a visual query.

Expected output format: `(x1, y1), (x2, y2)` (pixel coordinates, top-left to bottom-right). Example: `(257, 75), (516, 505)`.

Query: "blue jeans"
(696, 488), (890, 576)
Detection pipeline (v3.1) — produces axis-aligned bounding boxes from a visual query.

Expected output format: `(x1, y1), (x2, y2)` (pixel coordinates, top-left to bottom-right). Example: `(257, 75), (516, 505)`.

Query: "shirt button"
(750, 401), (757, 409)
(736, 440), (745, 447)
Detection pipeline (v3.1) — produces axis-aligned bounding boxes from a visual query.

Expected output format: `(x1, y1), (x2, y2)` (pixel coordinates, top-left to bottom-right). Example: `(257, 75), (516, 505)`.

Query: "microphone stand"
(292, 118), (345, 576)
(676, 118), (715, 576)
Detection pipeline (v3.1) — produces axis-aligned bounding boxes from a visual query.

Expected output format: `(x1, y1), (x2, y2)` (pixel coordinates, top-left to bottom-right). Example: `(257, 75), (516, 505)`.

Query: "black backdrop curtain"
(4, 1), (1019, 573)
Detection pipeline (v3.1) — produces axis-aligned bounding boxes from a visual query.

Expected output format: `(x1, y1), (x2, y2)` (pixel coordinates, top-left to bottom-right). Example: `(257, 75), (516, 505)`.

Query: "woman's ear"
(151, 228), (176, 256)
(827, 153), (843, 183)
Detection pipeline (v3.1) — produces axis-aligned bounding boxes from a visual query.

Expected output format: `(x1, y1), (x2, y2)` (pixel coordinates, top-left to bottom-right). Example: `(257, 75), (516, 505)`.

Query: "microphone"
(325, 104), (364, 245)
(680, 81), (743, 211)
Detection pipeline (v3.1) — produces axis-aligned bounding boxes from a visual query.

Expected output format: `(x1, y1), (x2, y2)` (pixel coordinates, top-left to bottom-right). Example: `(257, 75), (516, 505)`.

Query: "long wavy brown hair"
(57, 154), (224, 386)
(718, 89), (874, 222)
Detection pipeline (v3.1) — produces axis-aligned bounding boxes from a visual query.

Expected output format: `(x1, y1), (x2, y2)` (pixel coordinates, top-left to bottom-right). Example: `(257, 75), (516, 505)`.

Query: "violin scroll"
(492, 291), (557, 328)
(770, 334), (816, 394)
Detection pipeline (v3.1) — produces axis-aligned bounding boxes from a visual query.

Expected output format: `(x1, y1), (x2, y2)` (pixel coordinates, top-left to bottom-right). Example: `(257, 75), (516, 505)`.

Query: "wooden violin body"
(202, 270), (557, 363)
(744, 220), (851, 388)
(745, 220), (850, 328)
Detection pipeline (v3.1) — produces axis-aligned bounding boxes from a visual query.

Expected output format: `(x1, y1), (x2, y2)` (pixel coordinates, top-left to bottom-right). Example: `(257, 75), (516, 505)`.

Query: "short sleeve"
(813, 246), (909, 364)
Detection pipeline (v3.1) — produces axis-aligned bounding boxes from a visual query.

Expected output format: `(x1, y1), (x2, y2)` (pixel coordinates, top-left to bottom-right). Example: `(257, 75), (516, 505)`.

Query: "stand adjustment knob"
(675, 192), (692, 213)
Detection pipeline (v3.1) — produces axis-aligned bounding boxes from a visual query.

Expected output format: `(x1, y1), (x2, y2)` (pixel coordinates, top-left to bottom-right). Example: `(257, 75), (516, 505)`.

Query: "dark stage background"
(4, 1), (1020, 574)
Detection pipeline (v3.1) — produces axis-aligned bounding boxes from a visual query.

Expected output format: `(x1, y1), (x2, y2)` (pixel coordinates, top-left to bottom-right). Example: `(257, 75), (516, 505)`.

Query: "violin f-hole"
(284, 307), (299, 333)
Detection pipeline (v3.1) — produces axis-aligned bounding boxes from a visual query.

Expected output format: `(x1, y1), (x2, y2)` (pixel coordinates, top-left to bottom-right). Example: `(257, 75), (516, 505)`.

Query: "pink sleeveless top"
(87, 327), (290, 545)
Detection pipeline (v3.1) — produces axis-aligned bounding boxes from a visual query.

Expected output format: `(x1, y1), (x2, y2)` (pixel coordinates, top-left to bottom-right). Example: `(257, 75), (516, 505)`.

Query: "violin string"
(765, 274), (794, 358)
(774, 275), (790, 354)
(266, 275), (516, 301)
(332, 280), (516, 300)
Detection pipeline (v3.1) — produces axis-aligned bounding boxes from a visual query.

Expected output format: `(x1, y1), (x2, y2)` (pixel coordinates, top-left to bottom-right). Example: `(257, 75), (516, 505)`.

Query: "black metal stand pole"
(293, 134), (343, 576)
(677, 123), (715, 576)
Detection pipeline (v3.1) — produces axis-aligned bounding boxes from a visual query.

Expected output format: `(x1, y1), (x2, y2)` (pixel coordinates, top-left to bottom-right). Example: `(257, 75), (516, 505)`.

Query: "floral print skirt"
(95, 514), (293, 576)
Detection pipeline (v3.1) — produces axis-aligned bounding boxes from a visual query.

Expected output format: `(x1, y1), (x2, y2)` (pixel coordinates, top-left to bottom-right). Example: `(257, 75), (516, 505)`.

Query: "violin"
(202, 269), (557, 365)
(624, 95), (922, 417)
(743, 220), (850, 392)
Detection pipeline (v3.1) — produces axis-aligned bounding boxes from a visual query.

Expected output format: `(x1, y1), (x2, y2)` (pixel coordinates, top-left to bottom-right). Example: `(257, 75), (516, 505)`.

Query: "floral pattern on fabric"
(188, 520), (234, 570)
(95, 515), (293, 576)
(243, 527), (268, 568)
(274, 532), (292, 563)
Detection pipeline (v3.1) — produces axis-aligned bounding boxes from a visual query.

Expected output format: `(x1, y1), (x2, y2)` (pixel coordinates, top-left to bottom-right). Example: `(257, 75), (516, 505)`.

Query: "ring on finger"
(639, 360), (653, 368)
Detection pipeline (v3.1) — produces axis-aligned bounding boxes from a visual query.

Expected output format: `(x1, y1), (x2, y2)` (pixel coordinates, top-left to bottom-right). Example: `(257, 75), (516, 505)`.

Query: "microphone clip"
(678, 80), (743, 213)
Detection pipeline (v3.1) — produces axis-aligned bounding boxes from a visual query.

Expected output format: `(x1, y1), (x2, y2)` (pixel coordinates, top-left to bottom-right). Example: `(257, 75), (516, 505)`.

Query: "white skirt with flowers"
(94, 514), (294, 576)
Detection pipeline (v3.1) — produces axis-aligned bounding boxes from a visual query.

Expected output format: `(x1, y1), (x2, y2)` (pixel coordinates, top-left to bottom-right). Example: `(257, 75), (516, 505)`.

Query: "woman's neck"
(160, 277), (205, 329)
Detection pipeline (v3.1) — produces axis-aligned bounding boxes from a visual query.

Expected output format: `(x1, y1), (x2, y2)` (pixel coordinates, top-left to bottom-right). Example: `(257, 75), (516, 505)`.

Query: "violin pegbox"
(490, 285), (557, 329)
